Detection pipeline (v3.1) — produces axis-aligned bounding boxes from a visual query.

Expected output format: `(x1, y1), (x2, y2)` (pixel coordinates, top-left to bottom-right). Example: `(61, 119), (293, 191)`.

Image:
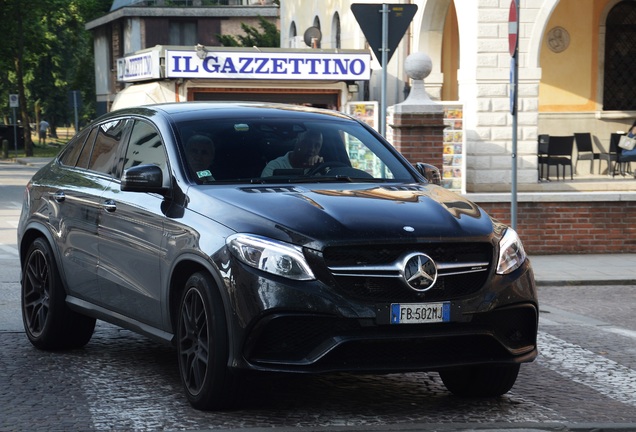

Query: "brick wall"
(476, 200), (636, 254)
(388, 112), (445, 170)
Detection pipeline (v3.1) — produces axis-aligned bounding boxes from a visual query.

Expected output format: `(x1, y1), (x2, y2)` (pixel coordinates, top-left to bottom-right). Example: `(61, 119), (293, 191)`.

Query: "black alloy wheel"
(177, 272), (241, 410)
(21, 237), (95, 349)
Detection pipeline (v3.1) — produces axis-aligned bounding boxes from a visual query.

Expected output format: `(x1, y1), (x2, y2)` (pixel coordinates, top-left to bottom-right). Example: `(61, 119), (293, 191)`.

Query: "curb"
(536, 279), (636, 287)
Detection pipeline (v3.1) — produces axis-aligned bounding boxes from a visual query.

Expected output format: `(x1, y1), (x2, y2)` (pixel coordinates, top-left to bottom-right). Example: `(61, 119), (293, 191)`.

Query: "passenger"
(261, 130), (324, 177)
(619, 120), (636, 177)
(185, 134), (215, 180)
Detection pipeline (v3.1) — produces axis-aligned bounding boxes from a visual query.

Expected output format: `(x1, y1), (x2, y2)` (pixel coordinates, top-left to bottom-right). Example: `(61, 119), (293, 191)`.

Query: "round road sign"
(508, 0), (518, 57)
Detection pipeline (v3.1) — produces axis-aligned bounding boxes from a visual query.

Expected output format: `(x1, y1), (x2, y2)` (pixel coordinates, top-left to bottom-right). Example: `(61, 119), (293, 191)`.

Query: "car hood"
(188, 183), (494, 247)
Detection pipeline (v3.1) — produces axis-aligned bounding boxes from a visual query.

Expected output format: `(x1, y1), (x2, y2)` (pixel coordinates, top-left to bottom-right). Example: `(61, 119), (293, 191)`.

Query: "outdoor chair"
(573, 132), (600, 174)
(540, 135), (574, 181)
(599, 132), (623, 177)
(537, 134), (549, 180)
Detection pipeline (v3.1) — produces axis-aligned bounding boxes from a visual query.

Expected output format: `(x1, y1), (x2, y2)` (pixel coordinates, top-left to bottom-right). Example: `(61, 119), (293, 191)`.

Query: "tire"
(439, 364), (520, 397)
(21, 237), (96, 350)
(176, 271), (242, 410)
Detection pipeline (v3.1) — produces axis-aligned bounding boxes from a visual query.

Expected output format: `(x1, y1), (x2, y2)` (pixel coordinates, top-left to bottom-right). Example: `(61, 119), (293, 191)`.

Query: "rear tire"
(21, 237), (96, 350)
(439, 364), (520, 397)
(176, 271), (242, 410)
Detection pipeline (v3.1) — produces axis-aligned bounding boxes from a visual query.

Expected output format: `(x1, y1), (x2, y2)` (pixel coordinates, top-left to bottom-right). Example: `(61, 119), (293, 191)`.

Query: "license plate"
(390, 302), (450, 324)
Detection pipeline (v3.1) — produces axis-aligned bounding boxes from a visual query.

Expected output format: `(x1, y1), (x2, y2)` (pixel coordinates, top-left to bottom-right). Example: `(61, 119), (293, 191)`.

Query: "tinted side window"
(88, 119), (130, 176)
(123, 120), (169, 187)
(59, 127), (91, 167)
(76, 127), (99, 169)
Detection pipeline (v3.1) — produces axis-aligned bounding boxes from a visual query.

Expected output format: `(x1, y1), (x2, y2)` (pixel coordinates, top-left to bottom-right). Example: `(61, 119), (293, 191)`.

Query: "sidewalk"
(8, 157), (636, 287)
(529, 254), (636, 286)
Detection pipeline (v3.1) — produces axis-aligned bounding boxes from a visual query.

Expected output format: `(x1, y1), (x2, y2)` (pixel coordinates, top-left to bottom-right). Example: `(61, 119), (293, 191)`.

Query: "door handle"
(103, 199), (117, 213)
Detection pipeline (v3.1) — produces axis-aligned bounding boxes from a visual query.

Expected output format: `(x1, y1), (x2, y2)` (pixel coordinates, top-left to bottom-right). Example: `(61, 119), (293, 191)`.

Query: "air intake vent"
(241, 186), (302, 194)
(382, 185), (426, 192)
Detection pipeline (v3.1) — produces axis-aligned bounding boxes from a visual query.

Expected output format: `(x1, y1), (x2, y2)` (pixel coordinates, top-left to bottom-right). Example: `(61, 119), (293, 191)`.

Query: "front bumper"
(222, 256), (538, 374)
(244, 302), (537, 373)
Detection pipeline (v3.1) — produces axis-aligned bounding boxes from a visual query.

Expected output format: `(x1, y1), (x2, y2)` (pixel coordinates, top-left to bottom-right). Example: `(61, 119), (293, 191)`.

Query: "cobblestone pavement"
(2, 162), (636, 432)
(0, 285), (635, 431)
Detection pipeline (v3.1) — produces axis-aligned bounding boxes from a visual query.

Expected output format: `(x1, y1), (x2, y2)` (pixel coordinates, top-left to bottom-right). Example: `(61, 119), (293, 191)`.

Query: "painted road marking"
(538, 331), (636, 407)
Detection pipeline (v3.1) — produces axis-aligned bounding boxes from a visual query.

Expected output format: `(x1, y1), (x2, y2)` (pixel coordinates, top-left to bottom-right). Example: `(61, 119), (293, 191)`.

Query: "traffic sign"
(351, 3), (418, 64)
(508, 0), (518, 57)
(9, 94), (19, 108)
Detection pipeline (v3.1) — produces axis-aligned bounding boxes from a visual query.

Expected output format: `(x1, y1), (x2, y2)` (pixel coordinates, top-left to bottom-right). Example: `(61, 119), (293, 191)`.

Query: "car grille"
(246, 307), (537, 370)
(321, 243), (493, 302)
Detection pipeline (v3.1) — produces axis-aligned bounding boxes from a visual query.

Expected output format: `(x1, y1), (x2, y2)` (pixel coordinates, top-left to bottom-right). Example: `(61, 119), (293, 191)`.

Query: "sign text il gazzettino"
(117, 51), (161, 82)
(165, 50), (371, 80)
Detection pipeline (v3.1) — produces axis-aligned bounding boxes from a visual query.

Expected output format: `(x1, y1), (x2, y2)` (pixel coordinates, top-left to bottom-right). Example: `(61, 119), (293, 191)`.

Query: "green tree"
(217, 16), (280, 48)
(0, 0), (45, 155)
(0, 0), (110, 155)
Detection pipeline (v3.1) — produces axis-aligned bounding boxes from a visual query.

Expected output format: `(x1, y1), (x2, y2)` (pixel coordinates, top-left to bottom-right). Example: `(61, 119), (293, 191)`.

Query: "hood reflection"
(312, 185), (482, 219)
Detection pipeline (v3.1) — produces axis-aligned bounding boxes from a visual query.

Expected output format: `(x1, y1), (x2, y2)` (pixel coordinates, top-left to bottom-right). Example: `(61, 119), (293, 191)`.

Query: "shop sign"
(165, 50), (371, 80)
(117, 51), (161, 82)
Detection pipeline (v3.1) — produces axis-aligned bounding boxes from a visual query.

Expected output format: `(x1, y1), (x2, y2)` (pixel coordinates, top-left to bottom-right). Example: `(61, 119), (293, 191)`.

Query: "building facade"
(87, 0), (636, 194)
(280, 0), (636, 192)
(86, 0), (280, 114)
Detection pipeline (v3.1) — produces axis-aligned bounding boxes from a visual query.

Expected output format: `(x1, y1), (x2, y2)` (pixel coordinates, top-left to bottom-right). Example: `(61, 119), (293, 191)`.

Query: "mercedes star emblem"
(401, 252), (438, 292)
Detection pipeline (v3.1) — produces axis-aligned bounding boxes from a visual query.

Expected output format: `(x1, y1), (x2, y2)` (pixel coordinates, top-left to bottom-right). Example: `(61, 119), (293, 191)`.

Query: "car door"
(97, 119), (169, 327)
(49, 125), (112, 304)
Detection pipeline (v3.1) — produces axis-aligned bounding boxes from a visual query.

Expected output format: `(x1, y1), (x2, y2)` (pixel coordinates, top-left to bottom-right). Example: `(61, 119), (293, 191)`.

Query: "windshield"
(175, 117), (415, 184)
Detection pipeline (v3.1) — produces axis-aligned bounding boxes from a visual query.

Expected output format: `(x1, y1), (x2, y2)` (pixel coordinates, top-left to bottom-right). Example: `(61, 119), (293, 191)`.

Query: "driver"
(185, 134), (215, 180)
(261, 130), (323, 177)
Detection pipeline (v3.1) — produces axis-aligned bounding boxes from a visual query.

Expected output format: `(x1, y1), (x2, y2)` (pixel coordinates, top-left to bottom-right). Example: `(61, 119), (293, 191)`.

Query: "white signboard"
(9, 94), (19, 108)
(117, 51), (161, 82)
(165, 50), (371, 81)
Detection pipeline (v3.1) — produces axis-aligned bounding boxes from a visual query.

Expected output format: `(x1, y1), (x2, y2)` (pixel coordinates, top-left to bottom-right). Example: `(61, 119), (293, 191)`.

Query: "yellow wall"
(441, 1), (459, 101)
(539, 0), (603, 112)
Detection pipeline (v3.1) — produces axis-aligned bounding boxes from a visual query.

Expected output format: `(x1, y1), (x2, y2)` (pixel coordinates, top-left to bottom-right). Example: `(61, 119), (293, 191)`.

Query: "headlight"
(226, 234), (315, 281)
(496, 228), (527, 275)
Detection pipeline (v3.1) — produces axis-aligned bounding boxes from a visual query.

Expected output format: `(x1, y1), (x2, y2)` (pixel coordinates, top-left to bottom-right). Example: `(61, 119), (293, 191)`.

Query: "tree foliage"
(0, 0), (111, 155)
(217, 16), (280, 48)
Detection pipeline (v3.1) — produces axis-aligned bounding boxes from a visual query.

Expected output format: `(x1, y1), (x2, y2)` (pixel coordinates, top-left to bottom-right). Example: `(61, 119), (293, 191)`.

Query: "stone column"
(387, 52), (445, 170)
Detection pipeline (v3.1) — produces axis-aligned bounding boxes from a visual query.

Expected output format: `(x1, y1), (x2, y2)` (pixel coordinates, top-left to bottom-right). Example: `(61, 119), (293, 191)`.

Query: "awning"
(111, 81), (177, 111)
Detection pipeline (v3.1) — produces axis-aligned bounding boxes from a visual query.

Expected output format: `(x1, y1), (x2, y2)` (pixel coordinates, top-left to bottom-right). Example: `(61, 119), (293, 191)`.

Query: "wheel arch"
(19, 224), (64, 280)
(167, 253), (234, 345)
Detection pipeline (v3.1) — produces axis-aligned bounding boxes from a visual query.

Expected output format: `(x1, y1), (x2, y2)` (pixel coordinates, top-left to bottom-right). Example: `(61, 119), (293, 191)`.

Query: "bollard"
(2, 139), (8, 159)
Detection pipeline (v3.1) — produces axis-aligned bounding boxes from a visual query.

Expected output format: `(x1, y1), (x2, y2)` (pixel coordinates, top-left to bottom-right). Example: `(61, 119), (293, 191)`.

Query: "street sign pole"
(9, 94), (19, 158)
(13, 108), (18, 158)
(509, 0), (519, 230)
(351, 3), (418, 138)
(74, 90), (79, 133)
(380, 3), (389, 137)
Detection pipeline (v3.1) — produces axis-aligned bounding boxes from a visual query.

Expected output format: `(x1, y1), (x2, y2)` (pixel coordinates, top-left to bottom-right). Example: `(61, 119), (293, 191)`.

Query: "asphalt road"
(1, 162), (635, 432)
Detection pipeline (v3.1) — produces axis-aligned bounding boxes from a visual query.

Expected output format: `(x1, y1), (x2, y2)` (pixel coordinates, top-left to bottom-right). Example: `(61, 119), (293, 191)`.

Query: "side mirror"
(415, 162), (442, 186)
(121, 164), (167, 193)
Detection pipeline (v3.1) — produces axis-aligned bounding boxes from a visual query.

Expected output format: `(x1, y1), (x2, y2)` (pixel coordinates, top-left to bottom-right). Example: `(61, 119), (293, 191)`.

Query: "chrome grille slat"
(328, 261), (489, 277)
(322, 244), (493, 302)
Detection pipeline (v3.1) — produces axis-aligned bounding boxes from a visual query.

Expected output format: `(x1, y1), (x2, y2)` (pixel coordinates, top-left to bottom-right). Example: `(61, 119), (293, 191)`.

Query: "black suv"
(18, 102), (537, 410)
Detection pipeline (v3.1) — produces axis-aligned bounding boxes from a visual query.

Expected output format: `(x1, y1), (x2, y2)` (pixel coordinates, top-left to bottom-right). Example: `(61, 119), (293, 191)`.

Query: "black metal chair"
(537, 134), (549, 181)
(617, 137), (635, 176)
(573, 132), (600, 174)
(540, 135), (574, 181)
(599, 132), (623, 177)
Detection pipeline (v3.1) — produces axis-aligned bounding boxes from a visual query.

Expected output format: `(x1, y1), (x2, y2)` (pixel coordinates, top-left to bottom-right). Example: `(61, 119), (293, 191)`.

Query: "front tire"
(21, 237), (96, 350)
(177, 271), (242, 410)
(439, 364), (520, 397)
